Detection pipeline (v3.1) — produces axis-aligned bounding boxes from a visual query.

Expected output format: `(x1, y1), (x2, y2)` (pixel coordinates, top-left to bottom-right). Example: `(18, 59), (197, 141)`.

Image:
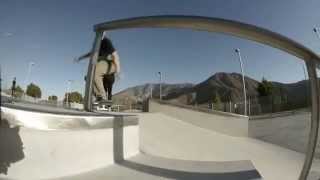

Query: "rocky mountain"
(114, 72), (310, 108)
(192, 72), (259, 104)
(113, 83), (194, 104)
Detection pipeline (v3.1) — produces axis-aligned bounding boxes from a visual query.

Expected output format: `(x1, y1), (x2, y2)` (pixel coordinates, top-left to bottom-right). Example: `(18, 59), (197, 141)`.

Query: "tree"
(64, 91), (83, 103)
(26, 83), (42, 99)
(257, 78), (274, 113)
(14, 86), (24, 98)
(257, 78), (273, 97)
(48, 95), (58, 102)
(212, 92), (222, 110)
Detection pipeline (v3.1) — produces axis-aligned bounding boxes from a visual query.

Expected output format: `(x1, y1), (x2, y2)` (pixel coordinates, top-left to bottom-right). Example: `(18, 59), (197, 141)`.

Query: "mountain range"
(113, 72), (309, 107)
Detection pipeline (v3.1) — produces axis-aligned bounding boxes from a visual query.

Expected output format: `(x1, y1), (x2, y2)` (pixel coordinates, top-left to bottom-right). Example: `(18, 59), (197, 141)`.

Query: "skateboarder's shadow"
(0, 119), (25, 175)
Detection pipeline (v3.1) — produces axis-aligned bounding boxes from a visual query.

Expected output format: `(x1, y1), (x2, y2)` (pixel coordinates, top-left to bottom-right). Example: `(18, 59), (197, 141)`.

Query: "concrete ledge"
(0, 126), (139, 179)
(149, 100), (249, 137)
(1, 104), (138, 130)
(0, 105), (139, 179)
(1, 102), (137, 118)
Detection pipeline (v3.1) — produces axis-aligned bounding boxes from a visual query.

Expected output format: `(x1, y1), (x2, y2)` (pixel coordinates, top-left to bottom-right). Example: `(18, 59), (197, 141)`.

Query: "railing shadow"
(0, 119), (25, 175)
(112, 116), (261, 180)
(119, 160), (261, 180)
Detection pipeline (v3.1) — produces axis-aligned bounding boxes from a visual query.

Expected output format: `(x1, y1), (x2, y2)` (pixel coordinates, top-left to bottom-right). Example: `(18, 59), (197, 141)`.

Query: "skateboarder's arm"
(112, 51), (120, 73)
(74, 52), (92, 63)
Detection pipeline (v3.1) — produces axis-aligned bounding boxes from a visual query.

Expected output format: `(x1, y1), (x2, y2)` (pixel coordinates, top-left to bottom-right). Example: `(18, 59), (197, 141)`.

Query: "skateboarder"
(11, 77), (16, 97)
(75, 33), (120, 103)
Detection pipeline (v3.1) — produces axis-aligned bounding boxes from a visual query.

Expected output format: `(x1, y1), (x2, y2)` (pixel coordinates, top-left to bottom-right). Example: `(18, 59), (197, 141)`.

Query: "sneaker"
(96, 96), (103, 101)
(93, 96), (103, 105)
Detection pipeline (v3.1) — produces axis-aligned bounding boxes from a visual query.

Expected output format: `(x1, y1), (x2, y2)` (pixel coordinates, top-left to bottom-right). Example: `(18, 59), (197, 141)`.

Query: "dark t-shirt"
(99, 37), (115, 57)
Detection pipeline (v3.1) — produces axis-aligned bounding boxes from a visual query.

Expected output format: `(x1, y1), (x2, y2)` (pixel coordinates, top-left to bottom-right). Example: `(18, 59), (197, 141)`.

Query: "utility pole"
(24, 61), (35, 98)
(66, 80), (74, 107)
(158, 72), (162, 101)
(302, 63), (309, 107)
(0, 64), (2, 124)
(235, 48), (247, 116)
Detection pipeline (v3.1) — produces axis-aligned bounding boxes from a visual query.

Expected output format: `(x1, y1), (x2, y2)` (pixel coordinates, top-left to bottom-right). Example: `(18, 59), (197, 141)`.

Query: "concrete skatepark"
(2, 15), (320, 179)
(1, 100), (320, 180)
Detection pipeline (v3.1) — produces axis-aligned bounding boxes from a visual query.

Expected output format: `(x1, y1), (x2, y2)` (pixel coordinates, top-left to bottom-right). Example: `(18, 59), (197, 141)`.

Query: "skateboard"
(93, 100), (113, 111)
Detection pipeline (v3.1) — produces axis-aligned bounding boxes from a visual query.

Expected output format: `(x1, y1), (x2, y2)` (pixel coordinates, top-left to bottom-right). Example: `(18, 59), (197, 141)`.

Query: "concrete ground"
(2, 99), (320, 179)
(249, 111), (320, 179)
(38, 112), (320, 180)
(138, 113), (320, 180)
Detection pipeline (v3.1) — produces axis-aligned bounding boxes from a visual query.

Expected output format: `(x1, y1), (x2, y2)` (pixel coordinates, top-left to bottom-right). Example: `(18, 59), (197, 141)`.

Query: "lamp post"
(150, 85), (153, 99)
(302, 62), (309, 107)
(313, 27), (320, 40)
(158, 72), (162, 101)
(24, 62), (35, 97)
(0, 64), (2, 124)
(235, 48), (247, 116)
(66, 80), (74, 107)
(313, 27), (320, 70)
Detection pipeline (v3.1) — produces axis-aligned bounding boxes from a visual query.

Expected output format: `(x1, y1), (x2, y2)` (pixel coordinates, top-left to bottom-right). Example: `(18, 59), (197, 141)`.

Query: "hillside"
(113, 72), (309, 108)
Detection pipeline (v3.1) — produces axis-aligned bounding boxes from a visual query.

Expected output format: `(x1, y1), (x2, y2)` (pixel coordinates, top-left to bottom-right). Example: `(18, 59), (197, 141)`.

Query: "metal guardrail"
(82, 15), (320, 179)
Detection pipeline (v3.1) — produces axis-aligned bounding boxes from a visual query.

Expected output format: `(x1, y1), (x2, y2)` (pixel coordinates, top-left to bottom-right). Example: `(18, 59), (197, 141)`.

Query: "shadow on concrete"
(112, 116), (261, 179)
(119, 160), (261, 180)
(0, 119), (24, 175)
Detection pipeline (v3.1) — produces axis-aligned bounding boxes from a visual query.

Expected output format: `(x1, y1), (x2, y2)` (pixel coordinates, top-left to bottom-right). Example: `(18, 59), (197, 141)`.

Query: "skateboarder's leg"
(103, 74), (115, 101)
(94, 61), (108, 100)
(108, 74), (115, 100)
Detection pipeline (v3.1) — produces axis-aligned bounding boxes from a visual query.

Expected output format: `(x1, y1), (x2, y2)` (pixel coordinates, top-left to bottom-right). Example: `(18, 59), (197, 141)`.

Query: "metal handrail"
(84, 15), (320, 179)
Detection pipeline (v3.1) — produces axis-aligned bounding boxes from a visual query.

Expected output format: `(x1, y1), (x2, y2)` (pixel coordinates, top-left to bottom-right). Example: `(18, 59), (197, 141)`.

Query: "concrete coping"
(1, 102), (137, 118)
(151, 100), (248, 119)
(1, 103), (139, 130)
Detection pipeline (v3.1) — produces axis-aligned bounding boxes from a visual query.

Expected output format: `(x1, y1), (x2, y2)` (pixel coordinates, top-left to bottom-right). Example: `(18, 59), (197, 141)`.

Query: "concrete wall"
(0, 106), (139, 179)
(0, 126), (139, 180)
(249, 111), (313, 157)
(149, 101), (249, 137)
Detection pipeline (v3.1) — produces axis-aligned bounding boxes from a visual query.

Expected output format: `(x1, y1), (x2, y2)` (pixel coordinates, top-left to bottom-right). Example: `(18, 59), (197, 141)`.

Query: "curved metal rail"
(84, 15), (320, 180)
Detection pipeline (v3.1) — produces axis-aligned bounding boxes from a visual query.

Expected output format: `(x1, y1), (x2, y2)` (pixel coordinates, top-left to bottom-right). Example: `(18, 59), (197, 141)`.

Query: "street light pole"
(302, 63), (309, 106)
(66, 80), (73, 107)
(313, 27), (320, 40)
(24, 62), (35, 97)
(313, 27), (320, 70)
(0, 64), (2, 124)
(158, 72), (162, 101)
(235, 48), (247, 116)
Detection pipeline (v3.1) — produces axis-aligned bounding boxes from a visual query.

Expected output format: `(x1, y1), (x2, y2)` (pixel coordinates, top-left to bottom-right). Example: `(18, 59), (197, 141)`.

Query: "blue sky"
(1, 0), (320, 100)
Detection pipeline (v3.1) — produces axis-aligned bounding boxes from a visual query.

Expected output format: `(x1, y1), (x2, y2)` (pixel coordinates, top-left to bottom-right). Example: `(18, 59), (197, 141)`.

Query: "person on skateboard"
(75, 32), (120, 103)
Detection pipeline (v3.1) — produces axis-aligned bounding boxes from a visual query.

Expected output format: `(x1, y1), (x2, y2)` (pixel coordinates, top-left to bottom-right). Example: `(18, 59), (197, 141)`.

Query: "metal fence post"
(299, 60), (320, 180)
(84, 31), (103, 112)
